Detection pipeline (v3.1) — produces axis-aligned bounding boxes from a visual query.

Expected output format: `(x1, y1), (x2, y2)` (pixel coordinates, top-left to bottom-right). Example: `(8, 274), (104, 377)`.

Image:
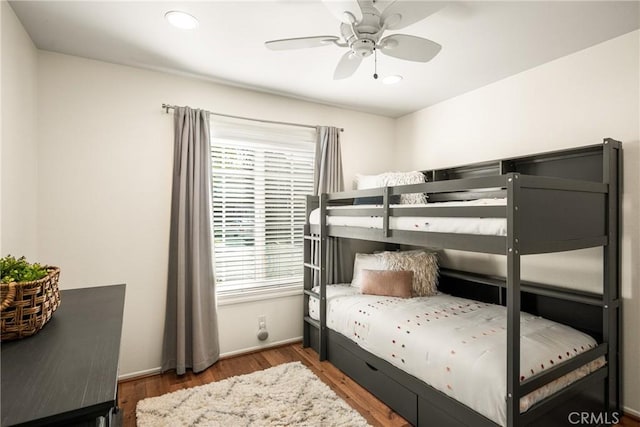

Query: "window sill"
(216, 285), (303, 306)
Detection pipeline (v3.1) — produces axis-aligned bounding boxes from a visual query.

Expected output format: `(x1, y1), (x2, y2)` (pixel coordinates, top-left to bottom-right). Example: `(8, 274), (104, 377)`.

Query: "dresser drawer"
(329, 340), (418, 425)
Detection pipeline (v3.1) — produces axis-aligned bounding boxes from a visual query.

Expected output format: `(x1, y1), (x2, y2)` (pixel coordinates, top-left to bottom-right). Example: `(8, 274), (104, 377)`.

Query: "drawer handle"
(365, 362), (379, 372)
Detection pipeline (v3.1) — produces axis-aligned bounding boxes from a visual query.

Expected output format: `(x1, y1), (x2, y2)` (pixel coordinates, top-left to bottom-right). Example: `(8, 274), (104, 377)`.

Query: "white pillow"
(355, 174), (381, 190)
(351, 252), (386, 289)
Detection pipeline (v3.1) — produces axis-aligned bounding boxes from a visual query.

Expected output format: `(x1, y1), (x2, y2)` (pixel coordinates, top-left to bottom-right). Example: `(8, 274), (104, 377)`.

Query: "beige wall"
(1, 1), (39, 258)
(36, 51), (396, 377)
(395, 30), (640, 416)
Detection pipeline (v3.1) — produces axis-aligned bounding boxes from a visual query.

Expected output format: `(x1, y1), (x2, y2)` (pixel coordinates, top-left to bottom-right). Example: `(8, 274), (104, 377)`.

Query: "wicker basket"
(0, 267), (61, 341)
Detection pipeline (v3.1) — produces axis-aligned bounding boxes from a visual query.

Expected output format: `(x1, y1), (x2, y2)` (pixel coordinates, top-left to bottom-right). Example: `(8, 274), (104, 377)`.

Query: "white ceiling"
(10, 1), (640, 117)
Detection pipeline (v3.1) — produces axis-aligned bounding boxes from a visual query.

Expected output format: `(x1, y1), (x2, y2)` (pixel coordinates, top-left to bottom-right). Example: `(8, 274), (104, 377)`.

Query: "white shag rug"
(136, 362), (371, 426)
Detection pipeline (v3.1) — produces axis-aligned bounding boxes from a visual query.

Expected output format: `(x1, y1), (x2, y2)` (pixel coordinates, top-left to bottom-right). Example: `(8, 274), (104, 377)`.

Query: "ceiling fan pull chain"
(373, 48), (378, 79)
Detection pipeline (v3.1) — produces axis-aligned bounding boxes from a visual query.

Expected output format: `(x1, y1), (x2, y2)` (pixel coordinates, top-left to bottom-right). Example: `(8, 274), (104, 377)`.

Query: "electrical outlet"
(258, 315), (266, 329)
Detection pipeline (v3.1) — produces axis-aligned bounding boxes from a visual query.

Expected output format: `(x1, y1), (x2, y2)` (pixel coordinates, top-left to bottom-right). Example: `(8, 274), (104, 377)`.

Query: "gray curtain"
(314, 126), (345, 284)
(162, 106), (220, 375)
(314, 127), (344, 194)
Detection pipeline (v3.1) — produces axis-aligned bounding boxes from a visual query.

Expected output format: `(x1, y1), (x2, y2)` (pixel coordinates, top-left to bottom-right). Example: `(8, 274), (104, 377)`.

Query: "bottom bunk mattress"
(309, 285), (604, 426)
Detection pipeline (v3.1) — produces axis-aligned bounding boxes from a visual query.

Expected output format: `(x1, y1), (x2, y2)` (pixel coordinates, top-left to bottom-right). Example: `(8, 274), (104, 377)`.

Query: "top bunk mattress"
(308, 286), (604, 426)
(309, 198), (508, 236)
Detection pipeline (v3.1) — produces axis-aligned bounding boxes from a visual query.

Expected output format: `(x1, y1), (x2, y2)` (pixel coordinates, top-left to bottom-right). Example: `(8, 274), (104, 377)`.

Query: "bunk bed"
(302, 140), (621, 427)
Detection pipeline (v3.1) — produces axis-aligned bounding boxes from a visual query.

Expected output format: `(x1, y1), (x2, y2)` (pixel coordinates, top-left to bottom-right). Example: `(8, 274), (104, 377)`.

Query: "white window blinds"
(210, 117), (316, 296)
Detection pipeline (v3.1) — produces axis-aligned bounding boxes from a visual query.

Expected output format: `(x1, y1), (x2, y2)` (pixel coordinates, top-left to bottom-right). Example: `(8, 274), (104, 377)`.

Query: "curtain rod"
(162, 103), (343, 132)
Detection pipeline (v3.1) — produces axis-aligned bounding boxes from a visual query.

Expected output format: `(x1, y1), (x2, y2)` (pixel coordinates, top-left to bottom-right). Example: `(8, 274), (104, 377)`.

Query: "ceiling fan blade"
(379, 34), (441, 62)
(265, 36), (339, 50)
(322, 0), (362, 23)
(333, 51), (363, 79)
(356, 0), (375, 13)
(380, 1), (444, 30)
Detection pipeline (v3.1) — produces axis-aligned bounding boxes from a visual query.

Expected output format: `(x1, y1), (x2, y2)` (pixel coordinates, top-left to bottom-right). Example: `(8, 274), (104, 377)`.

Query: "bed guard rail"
(308, 173), (608, 255)
(324, 173), (606, 204)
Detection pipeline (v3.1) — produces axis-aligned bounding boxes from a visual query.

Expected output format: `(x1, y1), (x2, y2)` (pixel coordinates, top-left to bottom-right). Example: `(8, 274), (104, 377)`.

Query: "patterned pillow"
(360, 270), (413, 298)
(380, 250), (439, 297)
(355, 171), (427, 204)
(379, 172), (428, 205)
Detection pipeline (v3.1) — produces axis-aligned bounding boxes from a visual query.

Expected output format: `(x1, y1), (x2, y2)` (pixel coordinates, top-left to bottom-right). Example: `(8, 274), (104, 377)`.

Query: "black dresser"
(1, 284), (126, 426)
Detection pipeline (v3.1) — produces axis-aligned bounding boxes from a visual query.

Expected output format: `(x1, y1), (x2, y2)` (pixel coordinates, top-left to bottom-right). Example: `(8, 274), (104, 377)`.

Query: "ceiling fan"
(265, 0), (443, 80)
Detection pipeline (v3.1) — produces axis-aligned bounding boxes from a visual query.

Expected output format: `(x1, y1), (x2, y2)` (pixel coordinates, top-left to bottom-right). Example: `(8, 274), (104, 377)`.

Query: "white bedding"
(309, 285), (604, 426)
(309, 198), (508, 236)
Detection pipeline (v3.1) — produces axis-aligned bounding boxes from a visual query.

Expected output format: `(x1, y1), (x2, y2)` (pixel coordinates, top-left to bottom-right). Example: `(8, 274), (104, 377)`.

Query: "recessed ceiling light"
(165, 11), (199, 30)
(382, 75), (403, 85)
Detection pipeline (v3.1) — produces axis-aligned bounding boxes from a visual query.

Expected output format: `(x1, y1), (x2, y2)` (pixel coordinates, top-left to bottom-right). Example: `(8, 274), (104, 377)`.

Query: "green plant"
(0, 255), (49, 284)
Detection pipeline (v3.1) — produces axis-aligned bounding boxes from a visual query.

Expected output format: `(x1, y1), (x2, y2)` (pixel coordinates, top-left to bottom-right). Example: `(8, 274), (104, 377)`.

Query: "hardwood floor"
(620, 413), (640, 427)
(118, 342), (638, 427)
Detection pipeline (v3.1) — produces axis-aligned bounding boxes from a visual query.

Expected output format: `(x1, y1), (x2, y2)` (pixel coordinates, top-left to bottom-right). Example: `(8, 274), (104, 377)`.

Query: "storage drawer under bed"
(328, 337), (418, 425)
(319, 330), (608, 427)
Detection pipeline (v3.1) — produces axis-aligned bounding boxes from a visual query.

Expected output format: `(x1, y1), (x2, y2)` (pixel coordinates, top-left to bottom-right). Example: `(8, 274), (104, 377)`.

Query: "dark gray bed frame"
(302, 139), (621, 426)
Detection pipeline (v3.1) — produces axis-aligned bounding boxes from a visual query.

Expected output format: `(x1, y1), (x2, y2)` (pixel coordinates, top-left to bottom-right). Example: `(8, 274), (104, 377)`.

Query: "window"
(210, 117), (316, 300)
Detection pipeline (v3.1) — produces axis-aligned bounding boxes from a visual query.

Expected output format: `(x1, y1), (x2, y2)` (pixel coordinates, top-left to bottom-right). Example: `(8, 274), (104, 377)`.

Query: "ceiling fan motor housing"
(351, 38), (376, 57)
(347, 6), (382, 57)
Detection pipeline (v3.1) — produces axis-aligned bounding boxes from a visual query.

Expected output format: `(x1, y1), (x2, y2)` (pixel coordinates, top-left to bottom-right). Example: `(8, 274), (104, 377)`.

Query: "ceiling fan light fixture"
(382, 75), (403, 85)
(165, 11), (199, 30)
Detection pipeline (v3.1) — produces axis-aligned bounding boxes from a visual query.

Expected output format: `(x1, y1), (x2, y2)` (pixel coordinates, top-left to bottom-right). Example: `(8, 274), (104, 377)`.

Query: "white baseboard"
(219, 336), (303, 359)
(119, 366), (162, 381)
(624, 405), (640, 419)
(118, 336), (303, 382)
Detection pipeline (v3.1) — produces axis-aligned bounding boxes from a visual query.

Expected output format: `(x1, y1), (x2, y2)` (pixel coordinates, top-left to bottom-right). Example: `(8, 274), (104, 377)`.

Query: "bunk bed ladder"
(302, 224), (319, 349)
(303, 196), (317, 349)
(302, 195), (328, 361)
